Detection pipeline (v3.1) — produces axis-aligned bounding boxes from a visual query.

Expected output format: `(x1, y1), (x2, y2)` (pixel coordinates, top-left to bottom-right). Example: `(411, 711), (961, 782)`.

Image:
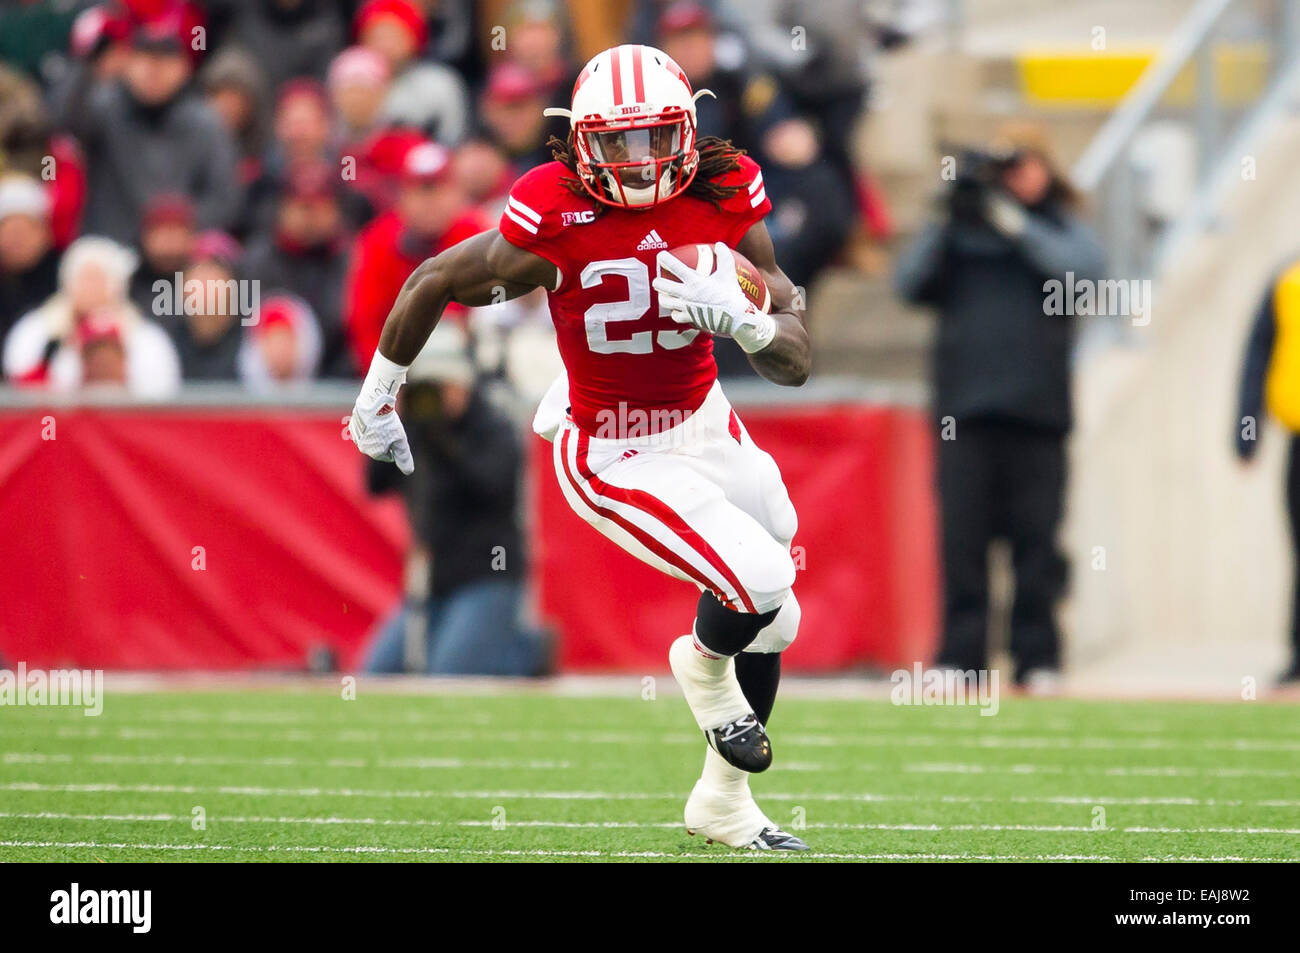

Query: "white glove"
(349, 351), (414, 475)
(984, 191), (1027, 238)
(654, 242), (777, 354)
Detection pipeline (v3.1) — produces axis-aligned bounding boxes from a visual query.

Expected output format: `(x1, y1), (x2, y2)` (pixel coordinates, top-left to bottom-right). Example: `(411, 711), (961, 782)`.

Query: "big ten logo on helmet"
(562, 210), (596, 225)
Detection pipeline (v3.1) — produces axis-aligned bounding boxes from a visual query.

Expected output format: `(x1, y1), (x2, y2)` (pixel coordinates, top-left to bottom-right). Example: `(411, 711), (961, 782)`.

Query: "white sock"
(700, 745), (749, 797)
(685, 748), (771, 846)
(668, 633), (752, 731)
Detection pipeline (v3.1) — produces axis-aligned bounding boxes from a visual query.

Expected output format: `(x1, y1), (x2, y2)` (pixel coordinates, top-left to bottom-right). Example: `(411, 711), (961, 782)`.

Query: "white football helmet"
(545, 44), (713, 209)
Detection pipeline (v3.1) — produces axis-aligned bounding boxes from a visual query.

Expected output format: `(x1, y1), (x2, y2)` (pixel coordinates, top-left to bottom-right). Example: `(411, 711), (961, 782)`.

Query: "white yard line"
(4, 812), (1298, 835)
(9, 708), (1213, 736)
(46, 709), (499, 727)
(0, 840), (1294, 862)
(4, 751), (1293, 778)
(905, 762), (1300, 778)
(0, 752), (570, 770)
(85, 671), (1300, 702)
(3, 781), (1297, 807)
(4, 724), (1298, 752)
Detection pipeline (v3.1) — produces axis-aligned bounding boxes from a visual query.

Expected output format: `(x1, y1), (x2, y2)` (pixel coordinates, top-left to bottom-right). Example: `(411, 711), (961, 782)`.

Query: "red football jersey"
(497, 156), (772, 434)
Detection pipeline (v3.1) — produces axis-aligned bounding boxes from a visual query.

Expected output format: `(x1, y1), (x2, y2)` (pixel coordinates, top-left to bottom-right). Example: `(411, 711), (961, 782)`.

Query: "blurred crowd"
(0, 0), (901, 398)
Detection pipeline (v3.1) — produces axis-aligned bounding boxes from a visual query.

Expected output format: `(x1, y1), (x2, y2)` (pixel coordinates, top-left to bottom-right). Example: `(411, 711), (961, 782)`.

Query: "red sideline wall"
(0, 403), (937, 672)
(0, 407), (409, 671)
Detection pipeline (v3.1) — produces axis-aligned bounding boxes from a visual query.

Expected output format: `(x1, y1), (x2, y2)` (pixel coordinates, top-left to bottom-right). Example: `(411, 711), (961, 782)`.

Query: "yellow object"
(1018, 43), (1269, 107)
(1266, 262), (1300, 432)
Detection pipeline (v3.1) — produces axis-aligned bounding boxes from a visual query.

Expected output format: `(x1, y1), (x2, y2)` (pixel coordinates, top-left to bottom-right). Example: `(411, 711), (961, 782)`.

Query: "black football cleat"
(748, 827), (809, 851)
(704, 713), (772, 773)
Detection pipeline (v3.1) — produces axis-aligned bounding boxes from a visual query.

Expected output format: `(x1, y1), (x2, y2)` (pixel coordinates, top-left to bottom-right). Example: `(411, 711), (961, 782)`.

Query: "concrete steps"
(808, 268), (934, 383)
(1061, 111), (1300, 688)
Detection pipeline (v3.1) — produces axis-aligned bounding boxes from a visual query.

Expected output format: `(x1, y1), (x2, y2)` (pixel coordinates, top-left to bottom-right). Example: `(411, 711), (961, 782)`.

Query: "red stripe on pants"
(572, 430), (758, 614)
(558, 429), (730, 604)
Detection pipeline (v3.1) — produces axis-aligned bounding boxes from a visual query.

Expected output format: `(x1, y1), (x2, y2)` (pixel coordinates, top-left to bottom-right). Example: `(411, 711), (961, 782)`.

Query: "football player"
(350, 44), (812, 850)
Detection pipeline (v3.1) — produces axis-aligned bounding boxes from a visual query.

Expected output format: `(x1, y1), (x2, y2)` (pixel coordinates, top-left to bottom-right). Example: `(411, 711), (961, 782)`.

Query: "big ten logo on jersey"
(563, 210), (596, 225)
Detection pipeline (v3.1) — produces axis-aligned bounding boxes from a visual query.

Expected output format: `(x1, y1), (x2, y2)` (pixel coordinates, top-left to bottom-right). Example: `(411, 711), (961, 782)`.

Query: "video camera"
(940, 142), (1023, 221)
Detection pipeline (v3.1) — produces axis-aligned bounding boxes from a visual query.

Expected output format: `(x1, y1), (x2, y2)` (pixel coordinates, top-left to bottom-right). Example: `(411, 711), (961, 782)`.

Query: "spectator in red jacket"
(343, 141), (486, 370)
(345, 127), (425, 219)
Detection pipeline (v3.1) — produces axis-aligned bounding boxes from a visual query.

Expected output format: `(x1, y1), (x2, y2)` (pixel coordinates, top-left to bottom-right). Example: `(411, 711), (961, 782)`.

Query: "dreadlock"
(546, 133), (747, 213)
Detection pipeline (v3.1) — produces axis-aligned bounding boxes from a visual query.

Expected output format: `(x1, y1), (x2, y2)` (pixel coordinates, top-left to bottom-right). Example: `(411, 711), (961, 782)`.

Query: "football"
(658, 243), (772, 313)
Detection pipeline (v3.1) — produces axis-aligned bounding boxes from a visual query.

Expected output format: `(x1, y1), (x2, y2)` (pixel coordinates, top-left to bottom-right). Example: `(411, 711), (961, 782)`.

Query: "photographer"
(360, 321), (549, 676)
(894, 122), (1105, 690)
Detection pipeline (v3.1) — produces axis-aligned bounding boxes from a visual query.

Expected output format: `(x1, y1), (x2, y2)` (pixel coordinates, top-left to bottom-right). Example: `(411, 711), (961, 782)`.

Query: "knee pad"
(738, 539), (796, 615)
(746, 592), (801, 654)
(694, 591), (779, 657)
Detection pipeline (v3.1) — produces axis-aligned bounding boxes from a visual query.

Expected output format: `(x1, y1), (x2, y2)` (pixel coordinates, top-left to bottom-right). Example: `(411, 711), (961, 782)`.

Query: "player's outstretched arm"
(735, 221), (812, 387)
(350, 230), (556, 473)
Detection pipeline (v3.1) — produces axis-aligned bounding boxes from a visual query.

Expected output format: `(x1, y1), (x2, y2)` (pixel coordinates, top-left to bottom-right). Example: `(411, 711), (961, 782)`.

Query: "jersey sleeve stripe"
(507, 196), (542, 224)
(504, 207), (539, 234)
(747, 172), (764, 195)
(749, 187), (767, 208)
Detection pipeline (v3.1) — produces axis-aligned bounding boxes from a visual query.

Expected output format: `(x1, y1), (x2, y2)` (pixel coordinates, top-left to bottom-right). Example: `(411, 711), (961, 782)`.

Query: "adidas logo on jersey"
(636, 229), (669, 250)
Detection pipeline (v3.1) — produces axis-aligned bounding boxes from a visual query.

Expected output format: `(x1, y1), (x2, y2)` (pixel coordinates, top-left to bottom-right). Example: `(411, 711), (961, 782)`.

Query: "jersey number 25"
(581, 258), (699, 354)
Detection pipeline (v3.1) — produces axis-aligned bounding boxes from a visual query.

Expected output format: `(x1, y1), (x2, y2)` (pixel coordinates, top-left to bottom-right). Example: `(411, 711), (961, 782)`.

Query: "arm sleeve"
(893, 220), (950, 305)
(1015, 212), (1107, 283)
(50, 60), (105, 146)
(1237, 284), (1277, 459)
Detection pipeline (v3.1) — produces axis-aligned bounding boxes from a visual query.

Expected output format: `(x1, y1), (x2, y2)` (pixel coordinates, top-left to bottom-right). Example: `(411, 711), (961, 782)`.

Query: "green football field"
(1, 683), (1298, 862)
